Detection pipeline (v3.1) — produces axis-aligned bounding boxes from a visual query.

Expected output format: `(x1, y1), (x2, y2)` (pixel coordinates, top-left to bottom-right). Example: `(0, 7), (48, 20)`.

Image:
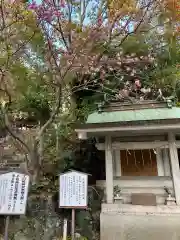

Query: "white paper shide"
(0, 172), (29, 215)
(59, 171), (88, 208)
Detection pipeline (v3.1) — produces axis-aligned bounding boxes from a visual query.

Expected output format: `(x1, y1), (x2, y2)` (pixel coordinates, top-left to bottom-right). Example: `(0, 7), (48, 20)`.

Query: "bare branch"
(3, 113), (31, 154)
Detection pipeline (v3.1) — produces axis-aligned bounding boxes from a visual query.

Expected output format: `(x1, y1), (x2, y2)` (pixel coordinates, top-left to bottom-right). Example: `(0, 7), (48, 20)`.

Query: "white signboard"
(0, 172), (29, 215)
(59, 171), (88, 208)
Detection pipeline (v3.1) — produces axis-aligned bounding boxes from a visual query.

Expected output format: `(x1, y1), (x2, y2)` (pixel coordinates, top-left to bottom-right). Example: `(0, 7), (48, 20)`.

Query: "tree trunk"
(28, 146), (41, 185)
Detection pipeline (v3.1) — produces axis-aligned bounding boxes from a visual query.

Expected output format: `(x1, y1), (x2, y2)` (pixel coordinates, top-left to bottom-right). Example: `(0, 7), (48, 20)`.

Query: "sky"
(29, 0), (134, 33)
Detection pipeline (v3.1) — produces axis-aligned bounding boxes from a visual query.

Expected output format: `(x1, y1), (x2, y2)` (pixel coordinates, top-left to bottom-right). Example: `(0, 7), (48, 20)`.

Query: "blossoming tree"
(0, 0), (177, 182)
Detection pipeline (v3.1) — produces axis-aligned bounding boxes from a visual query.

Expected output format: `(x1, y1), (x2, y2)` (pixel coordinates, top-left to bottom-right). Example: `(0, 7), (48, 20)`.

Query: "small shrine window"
(120, 149), (158, 176)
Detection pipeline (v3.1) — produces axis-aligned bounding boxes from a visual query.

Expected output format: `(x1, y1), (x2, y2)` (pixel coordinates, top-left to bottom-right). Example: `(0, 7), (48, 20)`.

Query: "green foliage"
(6, 61), (52, 123)
(77, 96), (98, 122)
(122, 35), (149, 56)
(18, 90), (51, 123)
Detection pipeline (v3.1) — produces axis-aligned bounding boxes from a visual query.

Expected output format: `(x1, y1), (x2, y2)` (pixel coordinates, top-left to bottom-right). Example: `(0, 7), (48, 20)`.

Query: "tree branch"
(3, 113), (31, 154)
(37, 85), (62, 139)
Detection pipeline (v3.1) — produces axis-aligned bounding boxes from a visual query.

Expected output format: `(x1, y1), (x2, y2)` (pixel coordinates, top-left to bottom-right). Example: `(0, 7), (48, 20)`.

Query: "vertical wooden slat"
(120, 149), (158, 176)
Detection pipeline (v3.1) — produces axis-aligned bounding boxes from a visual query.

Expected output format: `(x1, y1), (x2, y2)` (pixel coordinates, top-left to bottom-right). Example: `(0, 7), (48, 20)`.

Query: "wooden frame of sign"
(59, 170), (88, 209)
(0, 171), (30, 215)
(59, 170), (89, 240)
(0, 171), (30, 240)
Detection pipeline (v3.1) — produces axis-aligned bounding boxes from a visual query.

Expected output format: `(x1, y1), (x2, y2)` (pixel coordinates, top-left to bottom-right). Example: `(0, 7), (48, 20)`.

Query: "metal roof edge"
(86, 107), (180, 124)
(75, 118), (180, 131)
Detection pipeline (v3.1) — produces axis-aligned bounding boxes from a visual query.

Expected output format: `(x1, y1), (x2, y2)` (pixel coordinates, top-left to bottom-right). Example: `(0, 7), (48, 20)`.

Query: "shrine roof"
(75, 100), (180, 135)
(86, 107), (180, 124)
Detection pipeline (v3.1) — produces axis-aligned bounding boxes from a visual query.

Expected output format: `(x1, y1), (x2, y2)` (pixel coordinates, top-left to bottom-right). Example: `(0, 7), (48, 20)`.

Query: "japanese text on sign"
(0, 172), (29, 215)
(59, 171), (88, 208)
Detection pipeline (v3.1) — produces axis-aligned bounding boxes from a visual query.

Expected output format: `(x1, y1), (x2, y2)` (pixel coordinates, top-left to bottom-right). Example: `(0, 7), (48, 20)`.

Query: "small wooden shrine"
(75, 99), (180, 240)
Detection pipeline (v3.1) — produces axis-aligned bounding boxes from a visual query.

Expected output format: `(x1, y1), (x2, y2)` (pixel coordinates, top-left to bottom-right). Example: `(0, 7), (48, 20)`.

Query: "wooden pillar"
(105, 136), (114, 203)
(114, 150), (121, 177)
(163, 148), (171, 176)
(113, 151), (116, 177)
(156, 148), (164, 176)
(168, 133), (180, 205)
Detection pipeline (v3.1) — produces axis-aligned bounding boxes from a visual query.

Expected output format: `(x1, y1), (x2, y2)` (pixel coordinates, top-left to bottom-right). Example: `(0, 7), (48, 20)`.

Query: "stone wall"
(100, 212), (180, 240)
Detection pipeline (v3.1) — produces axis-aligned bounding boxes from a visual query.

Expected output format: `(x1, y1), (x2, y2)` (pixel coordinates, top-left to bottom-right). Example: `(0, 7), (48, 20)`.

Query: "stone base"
(166, 196), (176, 205)
(114, 196), (123, 204)
(100, 204), (180, 240)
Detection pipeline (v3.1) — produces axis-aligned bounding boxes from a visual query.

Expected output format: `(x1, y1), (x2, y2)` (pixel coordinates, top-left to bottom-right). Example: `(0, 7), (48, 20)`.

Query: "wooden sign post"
(4, 216), (10, 240)
(59, 170), (88, 240)
(71, 208), (75, 240)
(63, 218), (68, 240)
(0, 172), (29, 240)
